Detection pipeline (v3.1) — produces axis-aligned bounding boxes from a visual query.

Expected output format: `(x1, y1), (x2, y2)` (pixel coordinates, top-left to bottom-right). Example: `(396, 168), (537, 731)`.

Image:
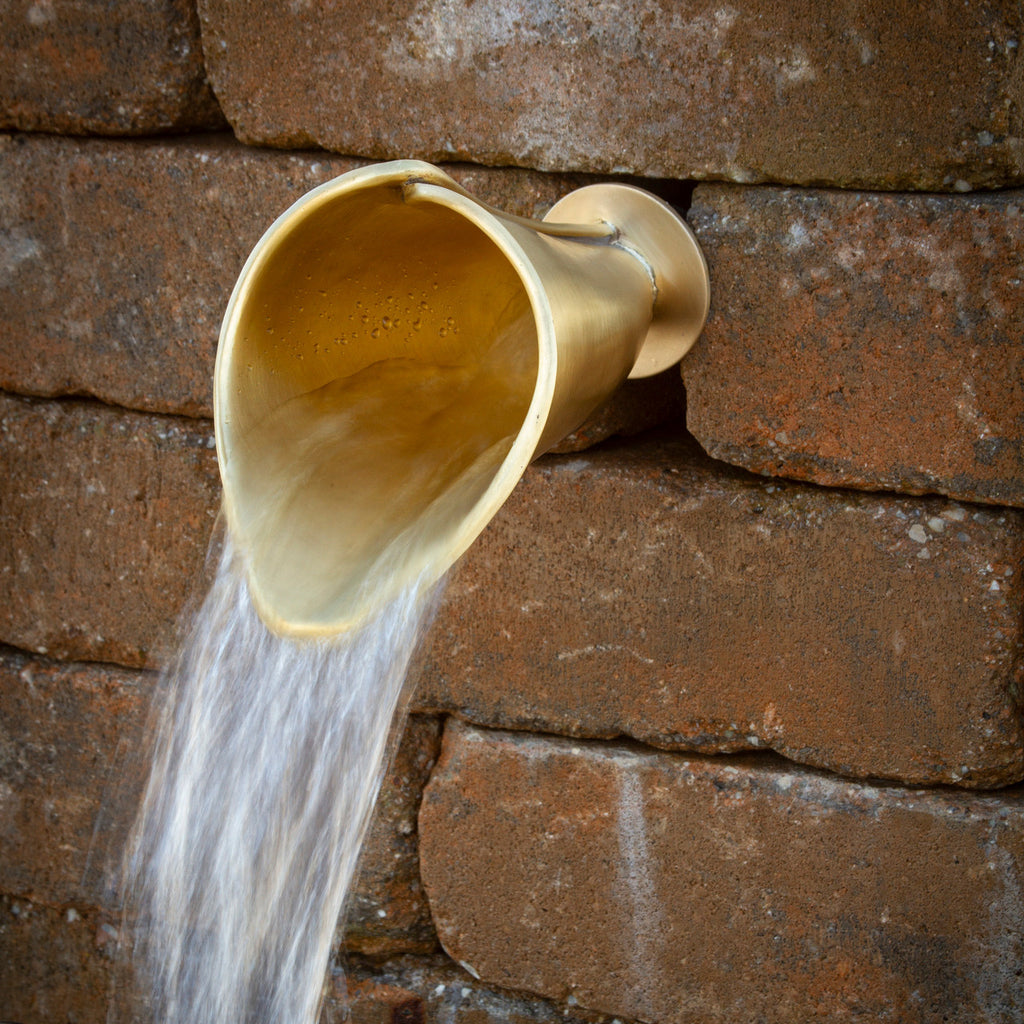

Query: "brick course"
(199, 0), (1024, 190)
(0, 0), (223, 134)
(0, 395), (221, 668)
(420, 721), (1024, 1024)
(6, 394), (1021, 787)
(685, 184), (1024, 508)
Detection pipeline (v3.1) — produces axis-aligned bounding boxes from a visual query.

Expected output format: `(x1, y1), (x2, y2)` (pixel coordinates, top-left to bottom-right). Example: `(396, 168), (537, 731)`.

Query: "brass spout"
(214, 161), (709, 637)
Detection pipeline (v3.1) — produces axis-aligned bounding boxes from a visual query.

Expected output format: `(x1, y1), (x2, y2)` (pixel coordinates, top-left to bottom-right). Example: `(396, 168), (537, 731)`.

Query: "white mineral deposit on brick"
(122, 537), (438, 1024)
(615, 761), (664, 1018)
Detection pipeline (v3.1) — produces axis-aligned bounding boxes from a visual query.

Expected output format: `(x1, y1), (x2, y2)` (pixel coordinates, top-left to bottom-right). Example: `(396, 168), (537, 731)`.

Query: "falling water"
(121, 536), (439, 1024)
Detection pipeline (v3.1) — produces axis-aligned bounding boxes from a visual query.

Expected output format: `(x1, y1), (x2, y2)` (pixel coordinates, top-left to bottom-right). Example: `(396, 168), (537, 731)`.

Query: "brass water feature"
(214, 160), (710, 637)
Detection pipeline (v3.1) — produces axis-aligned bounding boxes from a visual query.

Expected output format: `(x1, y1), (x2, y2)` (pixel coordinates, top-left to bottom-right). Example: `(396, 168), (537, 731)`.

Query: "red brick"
(0, 378), (673, 673)
(199, 0), (1024, 190)
(0, 894), (131, 1024)
(0, 649), (149, 908)
(0, 394), (221, 667)
(685, 185), (1024, 508)
(419, 721), (1024, 1024)
(0, 0), (223, 134)
(414, 434), (1024, 789)
(0, 134), (366, 417)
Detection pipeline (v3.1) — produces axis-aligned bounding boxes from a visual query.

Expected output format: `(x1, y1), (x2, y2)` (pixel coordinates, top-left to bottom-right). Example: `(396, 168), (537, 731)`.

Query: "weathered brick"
(0, 894), (130, 1024)
(419, 721), (1024, 1024)
(7, 395), (1022, 785)
(685, 185), (1024, 508)
(0, 134), (365, 417)
(0, 133), (650, 438)
(0, 394), (221, 667)
(0, 373), (673, 672)
(0, 648), (149, 908)
(199, 0), (1024, 190)
(414, 434), (1024, 789)
(0, 0), (224, 134)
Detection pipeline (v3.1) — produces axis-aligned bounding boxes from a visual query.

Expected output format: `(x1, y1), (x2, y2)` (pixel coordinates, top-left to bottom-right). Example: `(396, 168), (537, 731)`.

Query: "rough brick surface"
(0, 134), (364, 417)
(199, 0), (1024, 190)
(0, 377), (681, 670)
(415, 434), (1024, 789)
(0, 395), (221, 667)
(0, 893), (127, 1024)
(685, 185), (1024, 508)
(420, 721), (1024, 1024)
(0, 648), (149, 908)
(0, 133), (644, 435)
(1, 133), (247, 416)
(0, 0), (223, 134)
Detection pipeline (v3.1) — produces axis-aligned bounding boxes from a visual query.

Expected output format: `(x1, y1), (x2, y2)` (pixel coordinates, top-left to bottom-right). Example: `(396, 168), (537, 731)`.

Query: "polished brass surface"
(214, 161), (710, 636)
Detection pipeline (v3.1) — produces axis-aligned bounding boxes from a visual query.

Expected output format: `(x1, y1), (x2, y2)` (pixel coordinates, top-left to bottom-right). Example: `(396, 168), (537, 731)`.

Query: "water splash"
(121, 536), (438, 1024)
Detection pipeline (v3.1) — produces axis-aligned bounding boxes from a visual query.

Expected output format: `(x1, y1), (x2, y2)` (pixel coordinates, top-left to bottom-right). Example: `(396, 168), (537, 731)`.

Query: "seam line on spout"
(402, 178), (617, 241)
(611, 235), (659, 306)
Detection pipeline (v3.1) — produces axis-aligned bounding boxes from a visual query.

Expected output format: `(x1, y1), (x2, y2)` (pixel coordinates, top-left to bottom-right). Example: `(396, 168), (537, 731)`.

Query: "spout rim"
(213, 161), (559, 638)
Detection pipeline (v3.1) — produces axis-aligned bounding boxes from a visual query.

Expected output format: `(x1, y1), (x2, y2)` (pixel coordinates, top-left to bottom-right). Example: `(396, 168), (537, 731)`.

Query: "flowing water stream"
(121, 537), (439, 1024)
(120, 303), (535, 1022)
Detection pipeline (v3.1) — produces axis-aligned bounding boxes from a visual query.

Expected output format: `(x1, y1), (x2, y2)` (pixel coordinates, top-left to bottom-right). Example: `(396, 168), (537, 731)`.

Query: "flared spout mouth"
(214, 161), (709, 638)
(215, 164), (556, 636)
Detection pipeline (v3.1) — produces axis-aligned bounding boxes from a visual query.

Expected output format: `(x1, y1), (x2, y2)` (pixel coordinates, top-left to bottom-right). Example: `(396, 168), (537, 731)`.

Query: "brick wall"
(1, 3), (1022, 1023)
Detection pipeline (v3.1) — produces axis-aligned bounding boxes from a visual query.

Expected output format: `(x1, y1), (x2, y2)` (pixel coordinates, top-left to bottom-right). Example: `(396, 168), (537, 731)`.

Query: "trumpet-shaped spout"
(214, 161), (709, 636)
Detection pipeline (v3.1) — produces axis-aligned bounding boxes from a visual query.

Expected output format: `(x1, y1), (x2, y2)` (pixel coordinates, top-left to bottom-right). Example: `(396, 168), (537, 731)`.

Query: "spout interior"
(216, 180), (541, 635)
